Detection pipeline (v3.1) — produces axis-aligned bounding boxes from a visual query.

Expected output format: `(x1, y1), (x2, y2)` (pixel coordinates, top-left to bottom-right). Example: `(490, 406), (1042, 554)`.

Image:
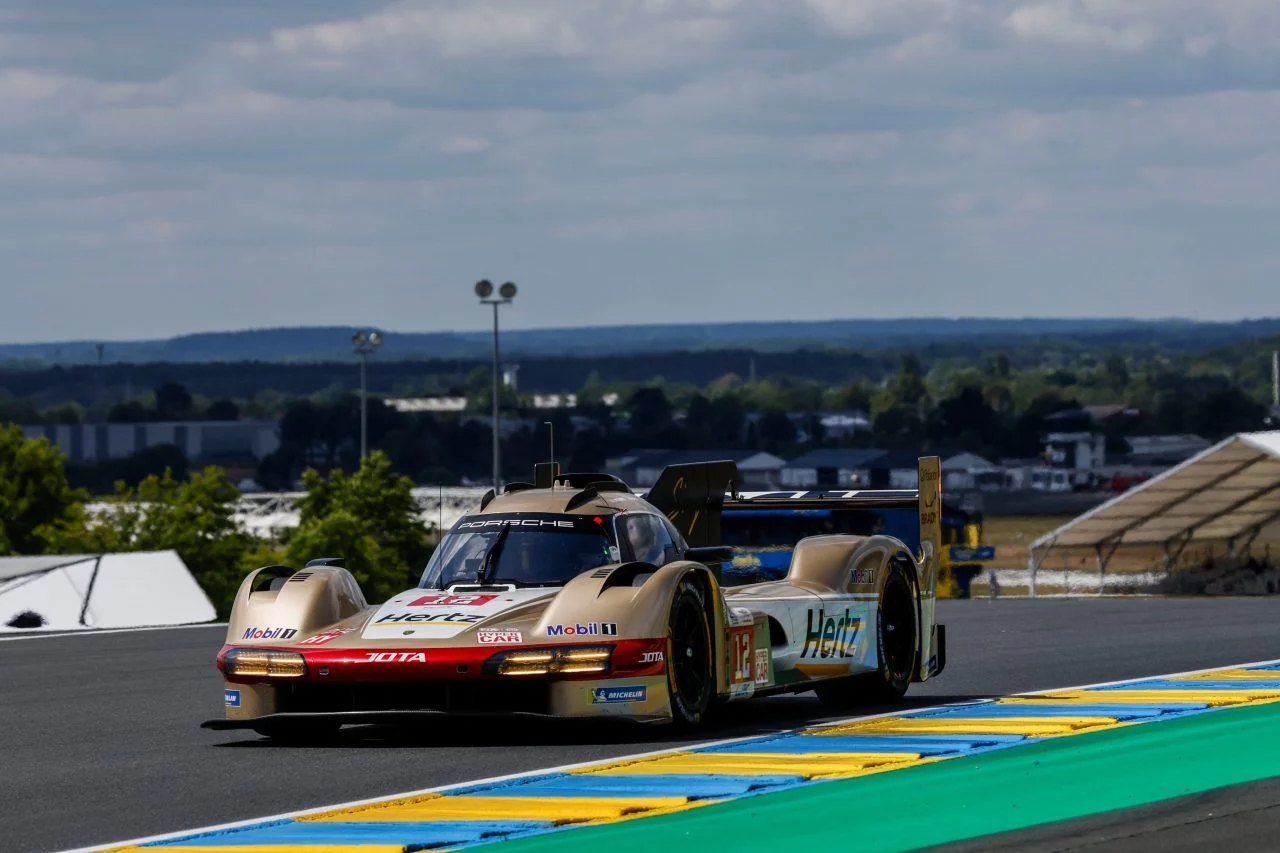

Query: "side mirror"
(685, 545), (733, 565)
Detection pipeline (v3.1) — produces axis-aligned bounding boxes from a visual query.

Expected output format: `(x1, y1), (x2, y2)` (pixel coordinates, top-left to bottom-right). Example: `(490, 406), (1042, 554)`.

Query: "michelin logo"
(590, 685), (646, 704)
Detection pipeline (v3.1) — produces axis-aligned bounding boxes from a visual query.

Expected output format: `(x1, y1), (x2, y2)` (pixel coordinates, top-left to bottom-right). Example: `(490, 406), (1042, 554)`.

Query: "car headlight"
(483, 645), (613, 676)
(223, 648), (307, 678)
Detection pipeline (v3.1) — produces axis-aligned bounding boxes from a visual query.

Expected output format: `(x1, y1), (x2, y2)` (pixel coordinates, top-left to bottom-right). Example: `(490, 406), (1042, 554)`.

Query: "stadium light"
(477, 280), (517, 489)
(352, 330), (383, 460)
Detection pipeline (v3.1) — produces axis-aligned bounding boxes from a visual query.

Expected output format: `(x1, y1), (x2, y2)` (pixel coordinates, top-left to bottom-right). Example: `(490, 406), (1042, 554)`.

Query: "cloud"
(0, 0), (1278, 343)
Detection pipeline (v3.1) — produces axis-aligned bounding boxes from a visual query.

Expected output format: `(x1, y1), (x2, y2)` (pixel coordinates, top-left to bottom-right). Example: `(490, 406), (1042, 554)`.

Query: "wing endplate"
(645, 460), (739, 548)
(916, 455), (943, 681)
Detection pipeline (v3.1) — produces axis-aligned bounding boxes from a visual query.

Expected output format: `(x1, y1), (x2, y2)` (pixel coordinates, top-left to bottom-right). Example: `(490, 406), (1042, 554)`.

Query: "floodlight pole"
(475, 280), (517, 490)
(360, 353), (368, 459)
(352, 330), (382, 461)
(492, 301), (501, 488)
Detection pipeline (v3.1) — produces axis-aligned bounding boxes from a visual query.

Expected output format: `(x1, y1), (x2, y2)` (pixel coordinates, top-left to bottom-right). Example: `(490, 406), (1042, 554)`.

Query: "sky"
(1, 0), (1278, 343)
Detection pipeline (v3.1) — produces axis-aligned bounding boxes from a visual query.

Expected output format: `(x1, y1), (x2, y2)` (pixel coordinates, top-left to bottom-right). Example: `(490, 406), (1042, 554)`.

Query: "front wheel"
(667, 577), (714, 727)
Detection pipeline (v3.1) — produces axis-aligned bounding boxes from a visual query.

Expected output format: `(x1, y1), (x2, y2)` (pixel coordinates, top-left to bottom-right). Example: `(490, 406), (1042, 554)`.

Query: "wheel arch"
(667, 563), (726, 695)
(886, 549), (925, 682)
(225, 564), (368, 646)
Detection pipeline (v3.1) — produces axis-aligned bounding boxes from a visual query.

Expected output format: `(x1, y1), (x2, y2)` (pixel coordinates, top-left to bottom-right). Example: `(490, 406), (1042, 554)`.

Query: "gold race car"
(203, 457), (948, 740)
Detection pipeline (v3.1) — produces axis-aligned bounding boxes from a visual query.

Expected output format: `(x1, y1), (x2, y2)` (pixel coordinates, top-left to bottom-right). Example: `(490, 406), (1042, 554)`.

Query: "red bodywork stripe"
(217, 638), (668, 684)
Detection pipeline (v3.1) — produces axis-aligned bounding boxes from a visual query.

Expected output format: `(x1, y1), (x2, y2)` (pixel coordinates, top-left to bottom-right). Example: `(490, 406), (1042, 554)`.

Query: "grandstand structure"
(1026, 430), (1280, 596)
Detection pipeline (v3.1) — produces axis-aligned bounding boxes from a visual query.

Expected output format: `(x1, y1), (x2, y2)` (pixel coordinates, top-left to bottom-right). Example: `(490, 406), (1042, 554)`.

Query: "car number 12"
(730, 627), (753, 685)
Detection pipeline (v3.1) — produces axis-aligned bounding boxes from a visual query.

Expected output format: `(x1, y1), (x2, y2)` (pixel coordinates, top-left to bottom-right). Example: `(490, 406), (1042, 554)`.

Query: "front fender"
(537, 560), (716, 639)
(225, 565), (368, 646)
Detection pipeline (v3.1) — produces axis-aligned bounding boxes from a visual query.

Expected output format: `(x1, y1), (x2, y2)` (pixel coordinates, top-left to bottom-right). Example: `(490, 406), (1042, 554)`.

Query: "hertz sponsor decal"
(376, 612), (485, 625)
(801, 607), (861, 660)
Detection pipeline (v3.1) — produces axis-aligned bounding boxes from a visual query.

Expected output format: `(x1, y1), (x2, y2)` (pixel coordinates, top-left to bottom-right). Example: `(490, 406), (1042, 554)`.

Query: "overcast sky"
(1, 0), (1278, 343)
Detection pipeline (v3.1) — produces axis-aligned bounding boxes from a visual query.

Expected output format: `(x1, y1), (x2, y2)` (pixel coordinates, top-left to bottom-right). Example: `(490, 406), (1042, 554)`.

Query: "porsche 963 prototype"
(204, 457), (948, 740)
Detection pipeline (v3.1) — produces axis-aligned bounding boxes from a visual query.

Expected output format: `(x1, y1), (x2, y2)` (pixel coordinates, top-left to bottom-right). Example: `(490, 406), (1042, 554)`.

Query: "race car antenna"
(545, 420), (555, 469)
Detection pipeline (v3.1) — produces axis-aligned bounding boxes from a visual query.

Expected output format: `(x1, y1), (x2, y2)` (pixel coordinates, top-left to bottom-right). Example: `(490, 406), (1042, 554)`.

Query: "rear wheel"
(816, 561), (918, 709)
(667, 578), (714, 727)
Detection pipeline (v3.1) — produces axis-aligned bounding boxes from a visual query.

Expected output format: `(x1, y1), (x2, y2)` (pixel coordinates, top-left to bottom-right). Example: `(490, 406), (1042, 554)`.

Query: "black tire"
(816, 561), (918, 709)
(667, 577), (714, 727)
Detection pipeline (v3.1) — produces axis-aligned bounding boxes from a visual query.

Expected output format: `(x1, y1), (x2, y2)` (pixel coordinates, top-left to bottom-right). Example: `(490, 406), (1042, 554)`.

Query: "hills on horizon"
(3, 317), (1279, 366)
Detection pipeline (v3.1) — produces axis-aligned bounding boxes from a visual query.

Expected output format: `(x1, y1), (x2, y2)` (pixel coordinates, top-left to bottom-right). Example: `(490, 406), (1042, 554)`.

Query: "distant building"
(385, 397), (468, 413)
(813, 411), (873, 440)
(1043, 431), (1106, 469)
(606, 449), (787, 490)
(23, 420), (280, 464)
(942, 453), (1005, 491)
(998, 458), (1046, 490)
(385, 392), (619, 414)
(780, 449), (884, 489)
(1125, 434), (1211, 466)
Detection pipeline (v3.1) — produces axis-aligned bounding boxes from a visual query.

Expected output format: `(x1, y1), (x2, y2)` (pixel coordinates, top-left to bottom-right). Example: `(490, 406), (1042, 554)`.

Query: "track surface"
(930, 777), (1280, 853)
(5, 597), (1280, 853)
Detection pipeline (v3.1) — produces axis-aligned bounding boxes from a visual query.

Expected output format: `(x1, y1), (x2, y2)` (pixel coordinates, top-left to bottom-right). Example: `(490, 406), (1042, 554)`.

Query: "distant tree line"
(251, 352), (1272, 488)
(1, 332), (1275, 492)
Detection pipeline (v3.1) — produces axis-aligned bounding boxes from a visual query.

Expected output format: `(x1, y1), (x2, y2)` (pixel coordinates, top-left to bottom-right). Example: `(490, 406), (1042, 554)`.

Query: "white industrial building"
(23, 420), (280, 464)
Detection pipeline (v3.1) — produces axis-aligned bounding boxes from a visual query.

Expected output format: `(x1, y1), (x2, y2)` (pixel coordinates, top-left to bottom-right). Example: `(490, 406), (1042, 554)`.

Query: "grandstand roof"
(1029, 431), (1280, 553)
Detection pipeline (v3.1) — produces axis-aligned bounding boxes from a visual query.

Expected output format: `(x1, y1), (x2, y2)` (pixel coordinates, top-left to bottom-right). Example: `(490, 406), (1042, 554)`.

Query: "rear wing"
(646, 456), (942, 572)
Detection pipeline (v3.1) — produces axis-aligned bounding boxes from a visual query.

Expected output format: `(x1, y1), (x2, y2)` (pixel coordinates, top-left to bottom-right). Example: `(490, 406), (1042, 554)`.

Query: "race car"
(203, 456), (947, 740)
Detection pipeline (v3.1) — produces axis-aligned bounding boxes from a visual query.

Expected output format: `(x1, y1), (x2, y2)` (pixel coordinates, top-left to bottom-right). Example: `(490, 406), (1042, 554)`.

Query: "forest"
(0, 327), (1272, 493)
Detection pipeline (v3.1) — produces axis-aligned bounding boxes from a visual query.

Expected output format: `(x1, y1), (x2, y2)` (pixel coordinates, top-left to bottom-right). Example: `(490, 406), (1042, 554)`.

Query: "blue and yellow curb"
(99, 661), (1280, 853)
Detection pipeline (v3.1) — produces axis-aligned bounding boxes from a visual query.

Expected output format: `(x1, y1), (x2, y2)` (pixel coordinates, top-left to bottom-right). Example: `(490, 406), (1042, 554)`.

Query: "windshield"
(419, 512), (620, 589)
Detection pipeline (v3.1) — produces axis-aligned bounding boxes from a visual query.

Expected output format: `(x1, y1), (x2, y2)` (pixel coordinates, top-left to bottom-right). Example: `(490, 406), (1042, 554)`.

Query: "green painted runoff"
(473, 700), (1280, 853)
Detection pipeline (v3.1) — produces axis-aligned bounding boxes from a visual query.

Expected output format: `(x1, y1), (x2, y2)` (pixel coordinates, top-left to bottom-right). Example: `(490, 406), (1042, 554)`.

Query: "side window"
(623, 514), (678, 567)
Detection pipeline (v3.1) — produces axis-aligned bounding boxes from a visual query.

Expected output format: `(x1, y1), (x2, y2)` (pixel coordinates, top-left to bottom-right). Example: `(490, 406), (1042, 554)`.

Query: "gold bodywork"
(214, 457), (946, 730)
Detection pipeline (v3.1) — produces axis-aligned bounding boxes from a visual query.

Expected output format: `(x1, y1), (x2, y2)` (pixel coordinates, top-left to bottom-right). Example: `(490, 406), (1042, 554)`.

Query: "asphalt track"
(5, 597), (1280, 853)
(932, 777), (1280, 852)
